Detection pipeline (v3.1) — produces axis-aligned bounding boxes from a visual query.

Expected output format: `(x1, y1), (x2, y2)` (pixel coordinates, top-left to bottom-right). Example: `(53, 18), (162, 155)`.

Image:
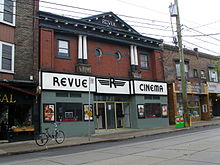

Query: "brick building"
(163, 44), (220, 124)
(39, 11), (169, 137)
(0, 0), (39, 142)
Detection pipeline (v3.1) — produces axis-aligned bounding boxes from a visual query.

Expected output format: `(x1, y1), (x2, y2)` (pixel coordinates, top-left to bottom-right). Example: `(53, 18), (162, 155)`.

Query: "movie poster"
(43, 104), (55, 122)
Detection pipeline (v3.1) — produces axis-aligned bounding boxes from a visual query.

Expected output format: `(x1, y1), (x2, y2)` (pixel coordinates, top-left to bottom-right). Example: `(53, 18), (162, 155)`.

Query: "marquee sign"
(133, 80), (167, 95)
(42, 72), (96, 92)
(96, 78), (130, 94)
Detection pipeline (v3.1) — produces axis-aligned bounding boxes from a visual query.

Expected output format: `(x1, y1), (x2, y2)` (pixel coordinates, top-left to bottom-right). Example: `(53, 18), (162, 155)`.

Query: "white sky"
(40, 0), (220, 56)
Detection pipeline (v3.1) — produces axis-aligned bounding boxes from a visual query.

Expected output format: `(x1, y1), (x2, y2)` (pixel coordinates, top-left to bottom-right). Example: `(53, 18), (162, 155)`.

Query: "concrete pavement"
(0, 118), (220, 157)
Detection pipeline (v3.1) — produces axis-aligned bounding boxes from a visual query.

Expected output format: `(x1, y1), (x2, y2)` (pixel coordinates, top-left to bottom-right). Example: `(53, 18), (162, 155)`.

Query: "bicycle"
(35, 122), (65, 146)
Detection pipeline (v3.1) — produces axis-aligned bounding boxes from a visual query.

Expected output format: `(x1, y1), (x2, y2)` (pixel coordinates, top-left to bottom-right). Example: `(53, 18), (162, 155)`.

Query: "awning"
(0, 83), (37, 96)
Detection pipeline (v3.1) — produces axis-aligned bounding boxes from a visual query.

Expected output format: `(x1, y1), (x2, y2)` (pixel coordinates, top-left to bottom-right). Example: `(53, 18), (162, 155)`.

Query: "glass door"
(106, 102), (115, 129)
(94, 102), (130, 129)
(94, 103), (106, 129)
(116, 103), (123, 128)
(124, 103), (131, 128)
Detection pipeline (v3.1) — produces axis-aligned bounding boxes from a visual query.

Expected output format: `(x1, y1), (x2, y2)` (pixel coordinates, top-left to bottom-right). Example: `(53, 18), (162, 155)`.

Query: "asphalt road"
(1, 125), (220, 165)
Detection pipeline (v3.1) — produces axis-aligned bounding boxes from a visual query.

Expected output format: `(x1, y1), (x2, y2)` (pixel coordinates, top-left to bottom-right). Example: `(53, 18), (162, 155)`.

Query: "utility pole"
(173, 0), (190, 127)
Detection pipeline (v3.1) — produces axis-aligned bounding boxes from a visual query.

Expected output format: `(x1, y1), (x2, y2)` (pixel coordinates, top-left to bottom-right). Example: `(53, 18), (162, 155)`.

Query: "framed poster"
(43, 104), (55, 122)
(84, 104), (93, 121)
(137, 104), (145, 119)
(162, 104), (168, 117)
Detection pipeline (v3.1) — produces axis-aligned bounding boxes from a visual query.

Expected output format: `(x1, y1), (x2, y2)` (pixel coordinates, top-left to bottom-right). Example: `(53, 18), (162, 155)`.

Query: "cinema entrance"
(94, 95), (130, 129)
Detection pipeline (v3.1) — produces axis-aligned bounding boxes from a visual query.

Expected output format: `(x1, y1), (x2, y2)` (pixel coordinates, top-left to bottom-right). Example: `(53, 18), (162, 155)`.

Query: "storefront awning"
(0, 83), (37, 96)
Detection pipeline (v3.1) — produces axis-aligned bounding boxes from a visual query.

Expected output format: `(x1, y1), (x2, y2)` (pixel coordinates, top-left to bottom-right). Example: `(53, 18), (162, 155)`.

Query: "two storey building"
(39, 11), (169, 137)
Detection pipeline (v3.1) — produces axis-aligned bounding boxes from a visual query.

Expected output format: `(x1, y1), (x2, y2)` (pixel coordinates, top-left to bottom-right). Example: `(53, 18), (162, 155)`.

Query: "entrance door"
(116, 103), (123, 128)
(95, 103), (106, 129)
(95, 102), (130, 129)
(124, 103), (131, 128)
(106, 103), (115, 129)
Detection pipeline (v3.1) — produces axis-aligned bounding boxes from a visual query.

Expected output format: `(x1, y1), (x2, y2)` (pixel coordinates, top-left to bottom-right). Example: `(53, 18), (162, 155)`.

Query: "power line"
(183, 40), (220, 55)
(184, 25), (220, 42)
(39, 0), (171, 25)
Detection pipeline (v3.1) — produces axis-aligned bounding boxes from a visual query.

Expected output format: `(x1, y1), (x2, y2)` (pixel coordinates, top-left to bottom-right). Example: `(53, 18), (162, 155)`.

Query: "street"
(1, 125), (220, 165)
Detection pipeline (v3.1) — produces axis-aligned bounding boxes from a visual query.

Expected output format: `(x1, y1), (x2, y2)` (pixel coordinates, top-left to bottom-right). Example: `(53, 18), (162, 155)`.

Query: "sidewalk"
(1, 118), (220, 157)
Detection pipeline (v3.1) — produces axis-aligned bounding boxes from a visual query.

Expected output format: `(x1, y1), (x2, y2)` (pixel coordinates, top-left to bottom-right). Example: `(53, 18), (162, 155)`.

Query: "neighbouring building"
(163, 44), (220, 124)
(39, 11), (169, 137)
(0, 0), (39, 142)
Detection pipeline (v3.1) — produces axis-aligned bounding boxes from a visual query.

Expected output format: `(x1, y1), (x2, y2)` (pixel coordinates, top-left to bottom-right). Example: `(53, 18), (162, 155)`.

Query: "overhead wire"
(1, 1), (220, 55)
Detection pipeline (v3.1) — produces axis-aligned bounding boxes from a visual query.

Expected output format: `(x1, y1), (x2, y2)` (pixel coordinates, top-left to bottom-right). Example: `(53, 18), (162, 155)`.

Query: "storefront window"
(56, 103), (82, 122)
(145, 103), (161, 118)
(138, 103), (168, 119)
(176, 94), (201, 118)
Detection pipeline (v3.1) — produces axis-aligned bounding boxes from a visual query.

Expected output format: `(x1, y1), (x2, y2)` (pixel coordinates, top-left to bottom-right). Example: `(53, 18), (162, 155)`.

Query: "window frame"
(200, 70), (206, 79)
(175, 62), (189, 79)
(95, 48), (103, 57)
(115, 51), (121, 61)
(56, 102), (83, 122)
(57, 39), (70, 59)
(209, 69), (218, 82)
(0, 41), (14, 73)
(0, 0), (16, 26)
(193, 69), (198, 78)
(140, 54), (149, 69)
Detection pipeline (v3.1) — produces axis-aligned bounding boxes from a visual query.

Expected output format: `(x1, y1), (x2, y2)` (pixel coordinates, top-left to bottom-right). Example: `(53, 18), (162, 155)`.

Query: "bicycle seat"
(45, 128), (49, 131)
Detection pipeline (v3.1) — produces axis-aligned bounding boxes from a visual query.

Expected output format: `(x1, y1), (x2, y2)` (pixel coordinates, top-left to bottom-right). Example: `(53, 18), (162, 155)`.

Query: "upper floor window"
(140, 54), (149, 69)
(209, 69), (218, 82)
(200, 70), (206, 79)
(0, 41), (14, 73)
(193, 69), (198, 78)
(95, 48), (102, 57)
(57, 40), (69, 58)
(175, 63), (189, 78)
(115, 51), (121, 61)
(0, 0), (16, 26)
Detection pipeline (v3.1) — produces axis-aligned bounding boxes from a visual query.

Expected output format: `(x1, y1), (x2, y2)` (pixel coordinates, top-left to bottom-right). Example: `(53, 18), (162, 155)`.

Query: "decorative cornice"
(39, 11), (163, 50)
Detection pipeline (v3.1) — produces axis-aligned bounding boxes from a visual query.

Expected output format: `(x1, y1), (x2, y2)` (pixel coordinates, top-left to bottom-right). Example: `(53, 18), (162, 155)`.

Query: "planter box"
(12, 128), (35, 132)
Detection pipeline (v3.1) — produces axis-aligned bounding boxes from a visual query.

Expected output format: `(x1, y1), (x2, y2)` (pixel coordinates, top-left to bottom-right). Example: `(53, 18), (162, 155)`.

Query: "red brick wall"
(40, 29), (78, 73)
(40, 28), (54, 69)
(0, 24), (14, 43)
(40, 29), (164, 80)
(139, 50), (164, 81)
(88, 39), (130, 78)
(163, 44), (218, 83)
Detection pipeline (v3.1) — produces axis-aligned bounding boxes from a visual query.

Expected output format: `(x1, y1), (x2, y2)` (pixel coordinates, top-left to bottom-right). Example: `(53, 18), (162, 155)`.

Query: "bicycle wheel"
(35, 133), (48, 146)
(55, 130), (65, 144)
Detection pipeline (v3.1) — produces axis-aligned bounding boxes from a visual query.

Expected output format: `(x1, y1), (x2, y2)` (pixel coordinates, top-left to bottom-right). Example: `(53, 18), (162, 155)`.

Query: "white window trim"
(0, 41), (15, 73)
(0, 0), (16, 26)
(209, 69), (218, 82)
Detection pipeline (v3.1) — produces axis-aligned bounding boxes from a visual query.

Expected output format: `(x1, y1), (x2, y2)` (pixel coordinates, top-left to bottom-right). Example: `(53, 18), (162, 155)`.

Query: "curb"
(0, 122), (220, 157)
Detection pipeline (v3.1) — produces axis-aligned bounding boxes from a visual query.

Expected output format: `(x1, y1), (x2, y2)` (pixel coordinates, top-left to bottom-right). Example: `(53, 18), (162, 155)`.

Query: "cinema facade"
(40, 72), (168, 137)
(39, 11), (168, 137)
